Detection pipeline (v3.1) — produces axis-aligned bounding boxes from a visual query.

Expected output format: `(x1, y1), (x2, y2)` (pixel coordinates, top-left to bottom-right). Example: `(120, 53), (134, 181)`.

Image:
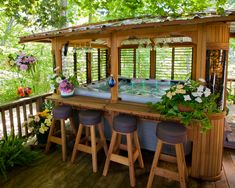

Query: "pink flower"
(20, 64), (28, 71)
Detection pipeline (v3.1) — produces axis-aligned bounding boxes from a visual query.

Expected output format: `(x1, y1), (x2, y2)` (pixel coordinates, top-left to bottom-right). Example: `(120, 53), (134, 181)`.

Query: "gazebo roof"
(19, 9), (235, 43)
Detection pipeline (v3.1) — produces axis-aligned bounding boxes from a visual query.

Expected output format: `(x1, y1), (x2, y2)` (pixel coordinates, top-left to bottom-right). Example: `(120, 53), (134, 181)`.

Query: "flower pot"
(36, 131), (49, 145)
(60, 89), (74, 98)
(177, 104), (193, 112)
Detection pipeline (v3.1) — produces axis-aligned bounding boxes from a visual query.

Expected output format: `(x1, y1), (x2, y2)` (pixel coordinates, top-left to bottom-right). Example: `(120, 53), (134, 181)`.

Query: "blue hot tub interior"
(75, 78), (182, 103)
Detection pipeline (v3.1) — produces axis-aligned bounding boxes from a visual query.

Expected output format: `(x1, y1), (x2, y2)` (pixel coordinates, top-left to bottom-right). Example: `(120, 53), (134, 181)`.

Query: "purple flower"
(20, 64), (28, 71)
(59, 79), (74, 93)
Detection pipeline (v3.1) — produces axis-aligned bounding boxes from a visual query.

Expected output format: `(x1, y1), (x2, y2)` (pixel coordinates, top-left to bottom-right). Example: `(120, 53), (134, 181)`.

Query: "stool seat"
(113, 114), (137, 133)
(79, 110), (101, 126)
(156, 121), (187, 144)
(53, 105), (72, 120)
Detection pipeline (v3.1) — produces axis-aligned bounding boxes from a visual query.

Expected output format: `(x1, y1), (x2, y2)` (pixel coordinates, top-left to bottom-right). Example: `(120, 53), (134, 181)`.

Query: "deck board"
(0, 148), (234, 188)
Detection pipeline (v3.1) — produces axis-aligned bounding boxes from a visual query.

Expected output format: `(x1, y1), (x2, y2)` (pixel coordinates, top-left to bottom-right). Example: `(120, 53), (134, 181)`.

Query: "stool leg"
(176, 144), (187, 188)
(61, 120), (67, 161)
(71, 124), (84, 163)
(69, 117), (77, 136)
(45, 119), (56, 153)
(147, 140), (163, 188)
(114, 134), (122, 154)
(103, 131), (117, 176)
(180, 144), (188, 180)
(133, 131), (144, 168)
(127, 133), (135, 187)
(85, 127), (90, 145)
(97, 123), (108, 156)
(90, 125), (97, 173)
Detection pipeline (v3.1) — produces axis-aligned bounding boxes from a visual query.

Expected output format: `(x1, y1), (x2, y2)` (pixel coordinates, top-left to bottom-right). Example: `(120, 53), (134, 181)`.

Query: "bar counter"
(47, 94), (225, 181)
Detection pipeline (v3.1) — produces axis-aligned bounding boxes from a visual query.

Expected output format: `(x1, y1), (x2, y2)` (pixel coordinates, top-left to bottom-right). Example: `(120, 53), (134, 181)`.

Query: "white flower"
(34, 115), (40, 122)
(204, 88), (211, 97)
(197, 85), (204, 92)
(197, 91), (203, 97)
(171, 92), (176, 96)
(166, 91), (173, 99)
(56, 77), (62, 83)
(27, 117), (34, 124)
(192, 92), (198, 97)
(198, 78), (206, 83)
(50, 84), (55, 91)
(184, 95), (191, 101)
(39, 123), (49, 134)
(195, 97), (202, 103)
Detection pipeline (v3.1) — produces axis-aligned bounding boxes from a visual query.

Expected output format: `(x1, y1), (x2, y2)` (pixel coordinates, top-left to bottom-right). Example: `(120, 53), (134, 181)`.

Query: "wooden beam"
(98, 49), (101, 80)
(133, 48), (136, 78)
(52, 38), (63, 75)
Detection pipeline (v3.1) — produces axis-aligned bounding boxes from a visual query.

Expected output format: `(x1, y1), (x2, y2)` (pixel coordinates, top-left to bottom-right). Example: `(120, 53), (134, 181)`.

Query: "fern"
(0, 135), (41, 180)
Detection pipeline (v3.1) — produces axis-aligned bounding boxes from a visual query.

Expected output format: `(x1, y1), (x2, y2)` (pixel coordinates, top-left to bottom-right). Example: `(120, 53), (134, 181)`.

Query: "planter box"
(188, 112), (225, 180)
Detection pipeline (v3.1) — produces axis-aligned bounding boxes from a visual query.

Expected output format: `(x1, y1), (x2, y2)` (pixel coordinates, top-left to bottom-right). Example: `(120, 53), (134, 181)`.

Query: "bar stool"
(147, 121), (188, 188)
(45, 105), (76, 161)
(71, 110), (108, 173)
(102, 114), (144, 187)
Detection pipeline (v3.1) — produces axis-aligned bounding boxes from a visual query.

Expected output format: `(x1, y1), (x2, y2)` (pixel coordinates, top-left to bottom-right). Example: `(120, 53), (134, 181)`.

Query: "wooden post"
(110, 33), (119, 103)
(150, 49), (156, 79)
(86, 52), (92, 83)
(195, 24), (207, 80)
(52, 38), (63, 75)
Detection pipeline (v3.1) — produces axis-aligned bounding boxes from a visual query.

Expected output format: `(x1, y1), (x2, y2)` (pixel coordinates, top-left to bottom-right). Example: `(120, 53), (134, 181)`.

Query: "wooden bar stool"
(147, 121), (188, 188)
(103, 114), (144, 187)
(45, 105), (76, 161)
(71, 110), (108, 173)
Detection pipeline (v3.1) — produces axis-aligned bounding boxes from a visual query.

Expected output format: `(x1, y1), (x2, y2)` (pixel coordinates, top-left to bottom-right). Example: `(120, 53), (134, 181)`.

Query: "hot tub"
(75, 78), (177, 103)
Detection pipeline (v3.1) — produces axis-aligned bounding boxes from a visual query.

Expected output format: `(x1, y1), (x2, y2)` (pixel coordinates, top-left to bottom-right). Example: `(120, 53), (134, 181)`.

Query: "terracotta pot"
(177, 104), (193, 112)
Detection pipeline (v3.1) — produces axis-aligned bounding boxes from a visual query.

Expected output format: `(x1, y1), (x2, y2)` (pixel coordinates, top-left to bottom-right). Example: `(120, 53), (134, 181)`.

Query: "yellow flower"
(176, 89), (186, 94)
(166, 91), (173, 99)
(47, 114), (52, 120)
(39, 123), (49, 134)
(45, 118), (52, 126)
(176, 84), (184, 89)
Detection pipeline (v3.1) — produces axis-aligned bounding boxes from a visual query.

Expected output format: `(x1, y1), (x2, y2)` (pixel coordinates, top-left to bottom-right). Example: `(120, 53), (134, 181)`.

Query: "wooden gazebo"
(19, 10), (235, 181)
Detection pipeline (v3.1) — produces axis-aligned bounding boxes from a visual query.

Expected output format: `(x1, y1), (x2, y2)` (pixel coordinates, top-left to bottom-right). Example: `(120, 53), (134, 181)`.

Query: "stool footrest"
(48, 136), (62, 145)
(77, 144), (92, 154)
(110, 154), (129, 166)
(155, 167), (179, 181)
(159, 154), (177, 163)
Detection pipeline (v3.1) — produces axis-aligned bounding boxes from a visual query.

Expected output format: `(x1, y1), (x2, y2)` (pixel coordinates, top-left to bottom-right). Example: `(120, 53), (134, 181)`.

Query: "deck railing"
(227, 78), (235, 95)
(0, 93), (52, 139)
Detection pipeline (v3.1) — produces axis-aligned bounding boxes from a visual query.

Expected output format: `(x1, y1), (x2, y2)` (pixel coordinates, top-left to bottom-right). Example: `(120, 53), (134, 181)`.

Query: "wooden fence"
(0, 93), (52, 139)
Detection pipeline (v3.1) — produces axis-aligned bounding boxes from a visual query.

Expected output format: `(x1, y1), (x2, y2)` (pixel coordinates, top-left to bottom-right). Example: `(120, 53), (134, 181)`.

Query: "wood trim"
(73, 48), (77, 78)
(118, 48), (121, 75)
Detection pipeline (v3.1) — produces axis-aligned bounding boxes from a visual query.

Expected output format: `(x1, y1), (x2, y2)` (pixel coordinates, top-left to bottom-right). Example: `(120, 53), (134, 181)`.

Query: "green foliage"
(0, 135), (41, 180)
(147, 79), (221, 132)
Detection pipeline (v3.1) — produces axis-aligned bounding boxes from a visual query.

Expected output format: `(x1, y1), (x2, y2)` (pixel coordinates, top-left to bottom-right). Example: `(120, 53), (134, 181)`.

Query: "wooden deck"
(1, 147), (234, 188)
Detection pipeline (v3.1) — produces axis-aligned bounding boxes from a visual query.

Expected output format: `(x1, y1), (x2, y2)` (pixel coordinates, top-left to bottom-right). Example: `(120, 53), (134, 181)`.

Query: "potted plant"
(25, 109), (52, 144)
(49, 72), (79, 97)
(147, 79), (221, 132)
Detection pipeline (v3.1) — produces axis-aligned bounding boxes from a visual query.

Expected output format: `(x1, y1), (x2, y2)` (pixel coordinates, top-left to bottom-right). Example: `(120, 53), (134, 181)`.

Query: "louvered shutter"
(120, 48), (134, 78)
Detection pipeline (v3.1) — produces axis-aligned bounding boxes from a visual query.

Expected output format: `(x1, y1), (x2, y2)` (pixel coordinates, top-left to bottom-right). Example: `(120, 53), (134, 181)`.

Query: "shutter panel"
(77, 50), (87, 84)
(173, 47), (192, 80)
(156, 48), (172, 80)
(100, 49), (107, 80)
(91, 49), (99, 82)
(136, 48), (150, 78)
(120, 48), (134, 78)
